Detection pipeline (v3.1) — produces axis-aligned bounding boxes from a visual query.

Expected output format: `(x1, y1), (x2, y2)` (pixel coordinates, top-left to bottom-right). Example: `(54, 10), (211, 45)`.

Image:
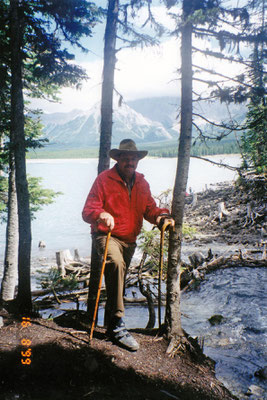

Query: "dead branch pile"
(183, 176), (267, 246)
(55, 249), (90, 282)
(181, 246), (267, 292)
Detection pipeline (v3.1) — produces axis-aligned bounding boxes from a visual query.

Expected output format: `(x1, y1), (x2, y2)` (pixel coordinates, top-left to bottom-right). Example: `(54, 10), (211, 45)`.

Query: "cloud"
(29, 5), (183, 113)
(115, 37), (181, 101)
(30, 59), (103, 113)
(29, 4), (247, 114)
(30, 36), (182, 113)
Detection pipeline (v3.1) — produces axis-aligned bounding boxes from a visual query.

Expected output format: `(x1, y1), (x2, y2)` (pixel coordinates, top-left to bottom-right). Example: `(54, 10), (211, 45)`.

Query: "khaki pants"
(93, 234), (136, 326)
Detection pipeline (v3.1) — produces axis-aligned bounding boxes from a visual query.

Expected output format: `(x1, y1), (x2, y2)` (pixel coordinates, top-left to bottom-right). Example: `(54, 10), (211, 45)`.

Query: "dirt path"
(0, 309), (235, 400)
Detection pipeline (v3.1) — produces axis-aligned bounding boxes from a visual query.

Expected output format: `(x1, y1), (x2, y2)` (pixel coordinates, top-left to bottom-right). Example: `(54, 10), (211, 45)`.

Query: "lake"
(0, 154), (241, 261)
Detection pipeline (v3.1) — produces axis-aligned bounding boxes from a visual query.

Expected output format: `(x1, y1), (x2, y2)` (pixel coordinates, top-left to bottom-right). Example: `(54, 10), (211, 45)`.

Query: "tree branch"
(190, 155), (242, 172)
(192, 46), (263, 71)
(193, 64), (254, 89)
(193, 112), (245, 131)
(193, 26), (267, 45)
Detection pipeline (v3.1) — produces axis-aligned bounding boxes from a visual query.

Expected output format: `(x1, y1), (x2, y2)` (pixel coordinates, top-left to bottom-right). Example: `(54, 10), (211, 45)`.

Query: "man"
(82, 139), (174, 351)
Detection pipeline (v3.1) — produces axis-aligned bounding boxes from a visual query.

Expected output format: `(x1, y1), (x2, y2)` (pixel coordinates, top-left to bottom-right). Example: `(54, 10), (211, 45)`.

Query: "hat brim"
(109, 149), (148, 161)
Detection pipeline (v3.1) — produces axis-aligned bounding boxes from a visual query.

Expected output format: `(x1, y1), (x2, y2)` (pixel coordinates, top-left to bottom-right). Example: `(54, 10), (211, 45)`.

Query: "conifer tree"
(162, 0), (266, 352)
(98, 0), (158, 174)
(240, 0), (267, 173)
(98, 0), (119, 174)
(1, 0), (100, 313)
(88, 0), (159, 321)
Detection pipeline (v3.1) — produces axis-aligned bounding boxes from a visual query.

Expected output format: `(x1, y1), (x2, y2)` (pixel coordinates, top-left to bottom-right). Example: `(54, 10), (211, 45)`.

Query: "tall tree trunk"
(165, 0), (193, 351)
(10, 0), (32, 313)
(87, 0), (119, 321)
(1, 153), (18, 302)
(98, 0), (119, 174)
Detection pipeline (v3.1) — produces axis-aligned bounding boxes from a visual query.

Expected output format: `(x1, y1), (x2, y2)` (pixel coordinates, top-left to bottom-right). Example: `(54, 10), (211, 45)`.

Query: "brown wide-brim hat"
(109, 139), (148, 161)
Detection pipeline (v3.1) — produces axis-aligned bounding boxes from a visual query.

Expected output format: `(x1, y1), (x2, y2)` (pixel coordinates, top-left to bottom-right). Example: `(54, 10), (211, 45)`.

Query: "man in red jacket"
(82, 139), (174, 351)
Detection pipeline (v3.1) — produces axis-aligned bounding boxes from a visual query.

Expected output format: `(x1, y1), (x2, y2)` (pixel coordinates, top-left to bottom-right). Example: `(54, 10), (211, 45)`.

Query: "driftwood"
(34, 288), (89, 306)
(217, 202), (230, 222)
(74, 249), (80, 261)
(55, 249), (90, 278)
(242, 202), (265, 228)
(191, 192), (198, 208)
(137, 252), (156, 329)
(33, 287), (150, 308)
(182, 247), (267, 292)
(34, 249), (91, 308)
(34, 234), (267, 315)
(262, 243), (266, 260)
(56, 249), (72, 277)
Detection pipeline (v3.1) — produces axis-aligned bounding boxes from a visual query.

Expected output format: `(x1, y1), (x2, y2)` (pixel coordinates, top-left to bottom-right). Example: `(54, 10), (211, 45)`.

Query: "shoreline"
(26, 153), (241, 161)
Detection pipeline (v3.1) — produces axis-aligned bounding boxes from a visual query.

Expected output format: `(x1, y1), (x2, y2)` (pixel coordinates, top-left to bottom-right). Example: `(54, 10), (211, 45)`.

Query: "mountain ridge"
(39, 96), (246, 149)
(41, 99), (176, 147)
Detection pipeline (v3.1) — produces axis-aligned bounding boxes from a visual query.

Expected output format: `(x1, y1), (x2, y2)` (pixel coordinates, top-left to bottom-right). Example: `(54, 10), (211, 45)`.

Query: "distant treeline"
(27, 140), (240, 159)
(141, 139), (240, 158)
(27, 147), (99, 159)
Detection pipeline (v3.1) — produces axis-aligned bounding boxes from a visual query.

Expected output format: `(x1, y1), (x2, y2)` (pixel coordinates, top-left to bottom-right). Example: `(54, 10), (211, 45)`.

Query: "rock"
(246, 384), (265, 397)
(218, 338), (231, 347)
(208, 314), (225, 326)
(189, 252), (205, 268)
(180, 269), (192, 289)
(254, 365), (267, 380)
(0, 316), (3, 328)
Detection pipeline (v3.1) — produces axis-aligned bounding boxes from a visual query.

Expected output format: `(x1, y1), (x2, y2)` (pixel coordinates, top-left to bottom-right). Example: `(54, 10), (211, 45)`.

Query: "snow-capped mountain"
(41, 100), (176, 147)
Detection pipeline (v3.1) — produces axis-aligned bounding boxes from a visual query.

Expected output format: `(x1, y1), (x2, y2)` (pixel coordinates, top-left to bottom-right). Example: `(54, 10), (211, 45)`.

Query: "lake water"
(0, 154), (241, 260)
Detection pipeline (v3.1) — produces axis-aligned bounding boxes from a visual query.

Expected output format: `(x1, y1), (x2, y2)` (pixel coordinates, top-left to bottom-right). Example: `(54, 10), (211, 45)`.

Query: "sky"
(30, 2), (249, 114)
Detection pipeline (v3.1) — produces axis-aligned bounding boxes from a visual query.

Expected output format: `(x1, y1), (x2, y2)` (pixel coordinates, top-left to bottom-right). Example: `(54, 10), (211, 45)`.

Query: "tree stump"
(56, 249), (74, 278)
(217, 202), (230, 222)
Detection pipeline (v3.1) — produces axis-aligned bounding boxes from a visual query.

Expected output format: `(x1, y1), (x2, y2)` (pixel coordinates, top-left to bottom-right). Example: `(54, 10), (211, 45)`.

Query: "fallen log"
(182, 253), (267, 292)
(202, 256), (226, 271)
(34, 288), (90, 306)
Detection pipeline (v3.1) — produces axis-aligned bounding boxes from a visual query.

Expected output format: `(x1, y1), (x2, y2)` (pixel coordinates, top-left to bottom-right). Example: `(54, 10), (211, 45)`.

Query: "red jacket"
(82, 165), (169, 243)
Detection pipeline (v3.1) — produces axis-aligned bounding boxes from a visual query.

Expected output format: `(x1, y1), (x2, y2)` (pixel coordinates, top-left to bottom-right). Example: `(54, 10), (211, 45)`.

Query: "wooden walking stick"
(158, 220), (173, 330)
(89, 230), (111, 340)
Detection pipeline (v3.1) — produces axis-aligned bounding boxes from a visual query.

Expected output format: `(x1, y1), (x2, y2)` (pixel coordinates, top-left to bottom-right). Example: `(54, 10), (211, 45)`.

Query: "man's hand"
(156, 215), (175, 231)
(98, 212), (115, 231)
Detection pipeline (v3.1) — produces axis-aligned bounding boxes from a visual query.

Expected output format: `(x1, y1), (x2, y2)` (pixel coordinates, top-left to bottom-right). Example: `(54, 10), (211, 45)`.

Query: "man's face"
(117, 154), (139, 181)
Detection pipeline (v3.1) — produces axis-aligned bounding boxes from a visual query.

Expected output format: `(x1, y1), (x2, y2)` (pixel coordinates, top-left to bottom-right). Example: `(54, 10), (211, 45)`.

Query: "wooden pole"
(89, 231), (111, 340)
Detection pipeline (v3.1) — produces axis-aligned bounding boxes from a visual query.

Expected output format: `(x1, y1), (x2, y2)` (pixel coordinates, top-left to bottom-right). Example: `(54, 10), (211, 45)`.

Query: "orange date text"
(20, 317), (32, 366)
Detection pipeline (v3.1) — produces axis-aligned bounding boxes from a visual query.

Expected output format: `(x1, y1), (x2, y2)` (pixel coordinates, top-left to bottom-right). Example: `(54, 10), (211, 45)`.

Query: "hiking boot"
(107, 317), (139, 352)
